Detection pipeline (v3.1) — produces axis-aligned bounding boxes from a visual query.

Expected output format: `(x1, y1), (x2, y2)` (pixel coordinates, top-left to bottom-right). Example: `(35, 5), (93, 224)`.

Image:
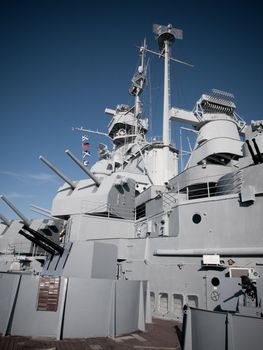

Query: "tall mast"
(153, 24), (183, 183)
(163, 39), (171, 145)
(153, 24), (183, 146)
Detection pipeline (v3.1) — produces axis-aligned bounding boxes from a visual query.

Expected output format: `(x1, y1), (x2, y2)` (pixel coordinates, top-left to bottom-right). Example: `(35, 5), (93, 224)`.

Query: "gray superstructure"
(0, 24), (262, 346)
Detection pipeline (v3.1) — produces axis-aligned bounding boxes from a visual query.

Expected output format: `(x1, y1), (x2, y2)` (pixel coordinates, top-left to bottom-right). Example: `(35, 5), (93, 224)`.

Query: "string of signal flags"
(82, 135), (91, 166)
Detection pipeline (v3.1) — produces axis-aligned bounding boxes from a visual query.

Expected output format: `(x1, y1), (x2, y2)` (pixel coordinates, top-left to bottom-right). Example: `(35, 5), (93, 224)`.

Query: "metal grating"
(37, 276), (60, 311)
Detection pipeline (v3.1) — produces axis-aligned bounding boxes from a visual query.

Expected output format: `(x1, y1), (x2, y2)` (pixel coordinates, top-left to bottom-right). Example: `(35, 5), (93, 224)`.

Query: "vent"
(37, 276), (60, 311)
(136, 203), (146, 219)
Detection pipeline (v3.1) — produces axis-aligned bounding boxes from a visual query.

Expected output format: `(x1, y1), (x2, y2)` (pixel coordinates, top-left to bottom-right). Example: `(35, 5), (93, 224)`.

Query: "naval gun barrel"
(0, 195), (31, 227)
(19, 229), (56, 255)
(252, 138), (263, 163)
(39, 155), (76, 189)
(245, 140), (258, 165)
(0, 195), (64, 255)
(0, 212), (11, 226)
(65, 149), (101, 186)
(21, 225), (64, 255)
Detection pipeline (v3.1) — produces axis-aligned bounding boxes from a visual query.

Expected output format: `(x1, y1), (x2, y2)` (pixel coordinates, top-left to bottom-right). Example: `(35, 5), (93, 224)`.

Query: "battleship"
(0, 23), (263, 349)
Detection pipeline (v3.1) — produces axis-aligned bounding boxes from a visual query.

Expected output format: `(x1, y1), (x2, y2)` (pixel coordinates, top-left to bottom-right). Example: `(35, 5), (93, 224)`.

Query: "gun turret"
(0, 195), (64, 256)
(65, 149), (101, 187)
(0, 212), (11, 226)
(0, 195), (31, 226)
(39, 155), (76, 189)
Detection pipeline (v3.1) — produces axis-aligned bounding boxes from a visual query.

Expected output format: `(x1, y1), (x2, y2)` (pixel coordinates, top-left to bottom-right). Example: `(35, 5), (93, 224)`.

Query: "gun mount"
(65, 149), (101, 186)
(18, 229), (56, 255)
(0, 195), (64, 256)
(39, 155), (76, 189)
(20, 225), (64, 256)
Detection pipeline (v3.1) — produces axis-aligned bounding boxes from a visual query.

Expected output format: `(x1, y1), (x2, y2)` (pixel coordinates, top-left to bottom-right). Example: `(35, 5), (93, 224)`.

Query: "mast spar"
(153, 23), (183, 182)
(153, 23), (183, 146)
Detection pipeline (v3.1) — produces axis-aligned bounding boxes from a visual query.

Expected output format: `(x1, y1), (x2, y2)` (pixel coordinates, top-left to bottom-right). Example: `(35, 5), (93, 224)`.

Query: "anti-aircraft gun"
(0, 195), (64, 258)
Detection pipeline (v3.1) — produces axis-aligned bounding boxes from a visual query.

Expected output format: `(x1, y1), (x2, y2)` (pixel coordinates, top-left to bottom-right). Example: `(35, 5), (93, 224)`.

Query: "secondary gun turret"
(19, 226), (64, 255)
(0, 195), (64, 256)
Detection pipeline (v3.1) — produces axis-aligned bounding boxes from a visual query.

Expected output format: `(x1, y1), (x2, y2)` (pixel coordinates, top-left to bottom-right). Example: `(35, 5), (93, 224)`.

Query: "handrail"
(162, 170), (242, 204)
(81, 200), (135, 219)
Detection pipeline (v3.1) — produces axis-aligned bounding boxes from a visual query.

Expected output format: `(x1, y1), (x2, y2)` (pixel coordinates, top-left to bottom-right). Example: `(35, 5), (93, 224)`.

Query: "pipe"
(252, 138), (263, 163)
(245, 140), (258, 165)
(0, 212), (11, 226)
(0, 195), (31, 227)
(39, 155), (76, 189)
(65, 149), (101, 186)
(154, 247), (263, 257)
(19, 230), (56, 255)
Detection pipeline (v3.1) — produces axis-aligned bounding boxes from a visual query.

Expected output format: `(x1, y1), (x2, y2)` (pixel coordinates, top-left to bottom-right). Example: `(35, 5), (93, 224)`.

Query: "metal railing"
(163, 171), (242, 205)
(0, 241), (48, 260)
(81, 200), (135, 220)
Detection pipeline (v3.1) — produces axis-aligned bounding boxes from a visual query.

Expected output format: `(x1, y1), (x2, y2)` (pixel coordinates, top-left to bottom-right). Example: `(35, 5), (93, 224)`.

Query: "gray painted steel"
(183, 307), (263, 350)
(63, 278), (115, 338)
(115, 280), (145, 335)
(0, 273), (21, 336)
(0, 23), (263, 342)
(11, 275), (66, 338)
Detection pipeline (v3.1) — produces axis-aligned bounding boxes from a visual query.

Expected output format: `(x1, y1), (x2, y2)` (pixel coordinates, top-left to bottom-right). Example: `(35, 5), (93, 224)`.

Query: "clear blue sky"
(0, 0), (262, 219)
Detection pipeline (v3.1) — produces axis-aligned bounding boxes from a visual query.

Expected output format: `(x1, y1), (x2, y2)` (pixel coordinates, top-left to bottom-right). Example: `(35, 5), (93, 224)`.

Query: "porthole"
(211, 277), (220, 287)
(192, 213), (202, 224)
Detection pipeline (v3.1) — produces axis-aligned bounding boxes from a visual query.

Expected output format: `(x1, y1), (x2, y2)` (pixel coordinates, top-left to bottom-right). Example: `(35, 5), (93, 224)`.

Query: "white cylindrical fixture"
(144, 146), (178, 185)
